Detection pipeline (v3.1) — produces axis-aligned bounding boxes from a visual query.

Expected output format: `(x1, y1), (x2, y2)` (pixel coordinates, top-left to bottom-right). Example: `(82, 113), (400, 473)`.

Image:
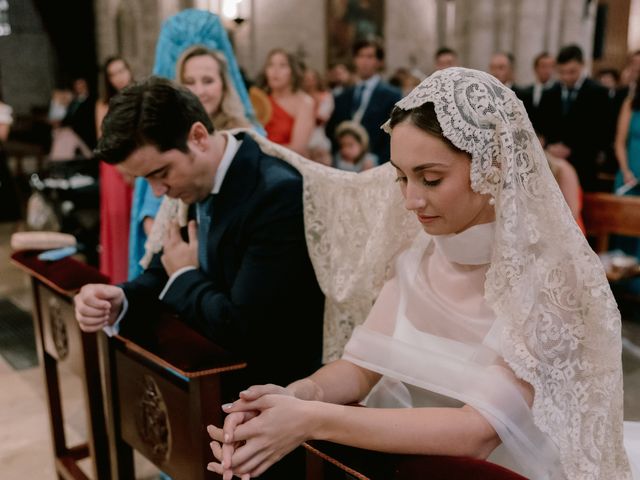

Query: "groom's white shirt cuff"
(102, 294), (128, 337)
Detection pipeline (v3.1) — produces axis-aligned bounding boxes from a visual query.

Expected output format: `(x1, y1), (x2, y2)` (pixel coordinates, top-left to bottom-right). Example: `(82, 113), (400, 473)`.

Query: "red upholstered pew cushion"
(10, 250), (110, 294)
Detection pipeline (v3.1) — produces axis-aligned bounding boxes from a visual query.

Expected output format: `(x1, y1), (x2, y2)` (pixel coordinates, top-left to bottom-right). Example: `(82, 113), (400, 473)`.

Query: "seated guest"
(614, 89), (640, 194)
(333, 121), (377, 172)
(74, 77), (324, 394)
(302, 67), (334, 165)
(96, 57), (135, 284)
(517, 52), (555, 129)
(488, 52), (516, 89)
(597, 68), (621, 98)
(207, 68), (634, 480)
(261, 48), (315, 156)
(62, 77), (96, 150)
(612, 89), (640, 293)
(434, 46), (458, 71)
(537, 44), (611, 191)
(327, 62), (353, 96)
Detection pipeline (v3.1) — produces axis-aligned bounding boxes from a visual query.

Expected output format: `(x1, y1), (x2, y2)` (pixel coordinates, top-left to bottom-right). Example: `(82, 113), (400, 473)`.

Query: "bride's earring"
(489, 197), (496, 206)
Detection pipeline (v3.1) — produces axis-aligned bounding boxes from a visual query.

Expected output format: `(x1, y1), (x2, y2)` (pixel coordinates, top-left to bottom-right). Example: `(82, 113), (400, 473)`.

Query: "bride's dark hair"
(388, 102), (461, 153)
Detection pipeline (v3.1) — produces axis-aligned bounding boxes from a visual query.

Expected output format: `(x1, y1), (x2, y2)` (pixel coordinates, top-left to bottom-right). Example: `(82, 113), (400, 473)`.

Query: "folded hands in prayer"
(207, 384), (315, 479)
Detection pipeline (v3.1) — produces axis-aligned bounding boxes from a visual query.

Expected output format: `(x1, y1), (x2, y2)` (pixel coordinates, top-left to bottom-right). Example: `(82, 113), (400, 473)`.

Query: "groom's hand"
(161, 220), (198, 276)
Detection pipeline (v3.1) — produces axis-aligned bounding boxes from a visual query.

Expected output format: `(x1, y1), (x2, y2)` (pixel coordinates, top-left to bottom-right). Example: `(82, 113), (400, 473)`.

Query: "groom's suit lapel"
(207, 133), (261, 255)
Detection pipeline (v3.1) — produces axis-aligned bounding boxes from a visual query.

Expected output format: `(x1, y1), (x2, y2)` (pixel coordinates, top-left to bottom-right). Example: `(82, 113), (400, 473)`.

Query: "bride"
(194, 68), (628, 478)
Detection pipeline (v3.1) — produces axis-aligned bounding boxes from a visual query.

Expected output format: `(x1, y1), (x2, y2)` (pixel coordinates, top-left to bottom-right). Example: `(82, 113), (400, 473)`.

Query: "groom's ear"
(188, 122), (210, 152)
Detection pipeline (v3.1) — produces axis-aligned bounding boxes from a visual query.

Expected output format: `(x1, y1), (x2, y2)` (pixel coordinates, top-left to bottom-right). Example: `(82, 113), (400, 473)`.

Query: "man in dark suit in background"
(517, 52), (555, 129)
(537, 44), (611, 191)
(488, 52), (517, 90)
(74, 77), (324, 390)
(62, 77), (97, 150)
(326, 38), (401, 163)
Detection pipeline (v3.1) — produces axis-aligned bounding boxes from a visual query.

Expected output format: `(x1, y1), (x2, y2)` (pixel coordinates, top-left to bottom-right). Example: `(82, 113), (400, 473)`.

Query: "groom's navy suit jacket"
(121, 133), (324, 388)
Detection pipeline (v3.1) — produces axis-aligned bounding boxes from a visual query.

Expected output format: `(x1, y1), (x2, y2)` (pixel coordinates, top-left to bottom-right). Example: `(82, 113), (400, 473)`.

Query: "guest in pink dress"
(95, 56), (134, 283)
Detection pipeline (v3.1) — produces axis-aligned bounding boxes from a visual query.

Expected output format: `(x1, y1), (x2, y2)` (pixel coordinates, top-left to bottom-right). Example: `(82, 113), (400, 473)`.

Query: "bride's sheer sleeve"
(359, 276), (401, 336)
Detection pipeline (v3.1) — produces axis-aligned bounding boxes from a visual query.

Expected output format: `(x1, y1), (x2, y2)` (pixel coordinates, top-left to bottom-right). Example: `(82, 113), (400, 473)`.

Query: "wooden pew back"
(583, 192), (640, 252)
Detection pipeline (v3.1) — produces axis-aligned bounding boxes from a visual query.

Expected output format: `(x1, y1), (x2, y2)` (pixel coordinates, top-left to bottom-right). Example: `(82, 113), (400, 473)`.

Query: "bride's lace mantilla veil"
(141, 68), (629, 478)
(379, 67), (628, 479)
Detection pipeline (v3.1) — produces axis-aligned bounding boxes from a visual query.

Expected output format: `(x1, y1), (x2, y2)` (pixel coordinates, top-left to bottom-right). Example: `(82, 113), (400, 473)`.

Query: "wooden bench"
(304, 440), (526, 480)
(10, 250), (111, 480)
(583, 192), (640, 281)
(101, 304), (246, 479)
(583, 192), (640, 253)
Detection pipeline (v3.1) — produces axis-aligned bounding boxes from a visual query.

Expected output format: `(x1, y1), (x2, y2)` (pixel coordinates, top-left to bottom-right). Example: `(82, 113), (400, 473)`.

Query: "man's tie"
(351, 83), (365, 116)
(196, 195), (214, 274)
(562, 87), (576, 115)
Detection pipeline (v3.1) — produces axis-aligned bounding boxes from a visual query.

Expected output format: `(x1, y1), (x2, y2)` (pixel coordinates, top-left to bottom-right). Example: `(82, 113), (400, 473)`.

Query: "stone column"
(512, 0), (548, 84)
(385, 0), (437, 76)
(453, 0), (597, 84)
(631, 0), (640, 51)
(456, 0), (495, 71)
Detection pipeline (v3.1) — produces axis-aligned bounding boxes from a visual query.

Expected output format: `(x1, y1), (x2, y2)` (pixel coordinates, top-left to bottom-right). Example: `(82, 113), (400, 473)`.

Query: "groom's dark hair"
(94, 76), (214, 165)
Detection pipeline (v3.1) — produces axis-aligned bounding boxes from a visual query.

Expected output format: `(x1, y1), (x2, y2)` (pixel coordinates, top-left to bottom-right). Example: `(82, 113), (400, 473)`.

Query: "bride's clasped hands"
(206, 384), (316, 479)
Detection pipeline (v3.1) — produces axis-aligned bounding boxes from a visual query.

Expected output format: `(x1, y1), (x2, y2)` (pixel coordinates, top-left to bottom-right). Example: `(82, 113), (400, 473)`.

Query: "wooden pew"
(10, 250), (111, 480)
(583, 192), (640, 253)
(304, 440), (526, 480)
(101, 304), (246, 479)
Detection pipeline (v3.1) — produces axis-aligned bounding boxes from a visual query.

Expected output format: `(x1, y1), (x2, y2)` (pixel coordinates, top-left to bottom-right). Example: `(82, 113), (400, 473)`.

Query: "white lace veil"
(141, 67), (628, 478)
(371, 67), (627, 479)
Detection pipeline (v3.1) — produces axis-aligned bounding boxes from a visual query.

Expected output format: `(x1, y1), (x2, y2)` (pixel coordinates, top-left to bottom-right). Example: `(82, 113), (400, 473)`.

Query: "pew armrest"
(303, 440), (527, 480)
(10, 249), (109, 297)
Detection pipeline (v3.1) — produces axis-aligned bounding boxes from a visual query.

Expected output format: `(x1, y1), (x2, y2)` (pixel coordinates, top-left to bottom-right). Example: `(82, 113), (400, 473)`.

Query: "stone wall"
(0, 0), (55, 114)
(384, 0), (437, 77)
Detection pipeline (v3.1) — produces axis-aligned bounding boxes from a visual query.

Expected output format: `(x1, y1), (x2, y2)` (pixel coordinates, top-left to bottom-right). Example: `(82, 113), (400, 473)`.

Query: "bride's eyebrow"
(412, 163), (446, 173)
(390, 159), (446, 174)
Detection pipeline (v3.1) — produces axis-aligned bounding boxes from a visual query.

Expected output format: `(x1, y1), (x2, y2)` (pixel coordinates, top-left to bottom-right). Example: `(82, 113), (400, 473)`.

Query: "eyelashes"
(423, 178), (442, 187)
(394, 176), (442, 187)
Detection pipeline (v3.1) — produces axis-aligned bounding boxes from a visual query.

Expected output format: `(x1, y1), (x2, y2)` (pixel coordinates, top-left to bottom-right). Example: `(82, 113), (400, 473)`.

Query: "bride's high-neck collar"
(432, 221), (495, 265)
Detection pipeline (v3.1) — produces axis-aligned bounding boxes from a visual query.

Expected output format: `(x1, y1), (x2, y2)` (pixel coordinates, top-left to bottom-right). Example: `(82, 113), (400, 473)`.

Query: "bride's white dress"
(342, 221), (640, 479)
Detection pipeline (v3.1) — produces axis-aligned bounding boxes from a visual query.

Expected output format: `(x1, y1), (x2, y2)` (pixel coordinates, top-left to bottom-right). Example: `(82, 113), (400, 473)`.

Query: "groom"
(74, 77), (324, 390)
